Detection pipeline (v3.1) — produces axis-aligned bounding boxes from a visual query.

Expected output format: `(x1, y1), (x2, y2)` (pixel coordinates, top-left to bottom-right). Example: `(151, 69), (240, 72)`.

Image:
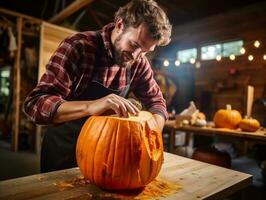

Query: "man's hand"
(87, 94), (140, 117)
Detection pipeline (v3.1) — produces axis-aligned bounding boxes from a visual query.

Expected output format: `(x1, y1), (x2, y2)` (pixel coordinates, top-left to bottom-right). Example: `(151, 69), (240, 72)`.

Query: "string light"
(163, 59), (169, 67)
(189, 58), (196, 64)
(254, 40), (260, 48)
(216, 55), (222, 61)
(248, 55), (254, 61)
(240, 47), (246, 54)
(195, 62), (201, 69)
(229, 54), (236, 60)
(175, 60), (180, 66)
(160, 39), (265, 67)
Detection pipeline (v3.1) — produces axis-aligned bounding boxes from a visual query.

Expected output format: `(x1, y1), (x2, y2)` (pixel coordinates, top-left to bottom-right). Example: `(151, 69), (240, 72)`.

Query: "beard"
(113, 33), (135, 68)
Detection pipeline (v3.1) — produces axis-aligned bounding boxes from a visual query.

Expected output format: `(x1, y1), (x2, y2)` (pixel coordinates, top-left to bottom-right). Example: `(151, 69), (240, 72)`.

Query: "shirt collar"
(99, 23), (115, 59)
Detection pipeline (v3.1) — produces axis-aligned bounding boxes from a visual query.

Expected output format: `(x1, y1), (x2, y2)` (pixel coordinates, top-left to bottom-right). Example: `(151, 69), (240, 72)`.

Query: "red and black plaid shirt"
(24, 23), (168, 124)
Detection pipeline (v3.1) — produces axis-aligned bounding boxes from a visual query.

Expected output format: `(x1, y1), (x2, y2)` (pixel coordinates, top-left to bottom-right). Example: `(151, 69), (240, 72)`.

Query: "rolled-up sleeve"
(132, 58), (168, 120)
(23, 37), (83, 125)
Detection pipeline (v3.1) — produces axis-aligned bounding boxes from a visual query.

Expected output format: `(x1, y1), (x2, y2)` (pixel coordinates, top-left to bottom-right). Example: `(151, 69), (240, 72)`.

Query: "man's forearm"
(52, 94), (140, 124)
(52, 101), (92, 123)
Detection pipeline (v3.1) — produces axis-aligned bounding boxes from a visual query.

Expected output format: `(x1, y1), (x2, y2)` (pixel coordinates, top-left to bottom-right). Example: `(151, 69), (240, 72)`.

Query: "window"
(0, 67), (11, 96)
(201, 40), (244, 60)
(177, 48), (197, 63)
(222, 40), (243, 57)
(201, 44), (222, 60)
(175, 40), (244, 64)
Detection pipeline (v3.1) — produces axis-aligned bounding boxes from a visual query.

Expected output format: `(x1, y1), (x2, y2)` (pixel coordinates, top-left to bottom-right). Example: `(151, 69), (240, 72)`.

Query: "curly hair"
(114, 0), (172, 46)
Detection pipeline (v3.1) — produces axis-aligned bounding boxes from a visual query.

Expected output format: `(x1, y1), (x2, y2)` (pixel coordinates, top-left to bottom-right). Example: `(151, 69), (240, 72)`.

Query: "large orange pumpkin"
(76, 111), (163, 190)
(239, 117), (260, 132)
(213, 104), (242, 129)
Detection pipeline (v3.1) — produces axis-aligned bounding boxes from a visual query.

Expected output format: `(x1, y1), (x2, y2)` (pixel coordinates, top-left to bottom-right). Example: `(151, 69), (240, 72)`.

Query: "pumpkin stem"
(226, 104), (232, 110)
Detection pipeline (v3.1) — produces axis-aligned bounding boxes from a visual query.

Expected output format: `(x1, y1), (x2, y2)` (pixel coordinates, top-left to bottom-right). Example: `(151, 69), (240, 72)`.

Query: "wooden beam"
(161, 0), (187, 15)
(53, 0), (61, 16)
(49, 0), (94, 23)
(72, 9), (87, 27)
(94, 10), (111, 21)
(101, 0), (118, 10)
(0, 8), (42, 23)
(12, 17), (23, 152)
(88, 8), (103, 28)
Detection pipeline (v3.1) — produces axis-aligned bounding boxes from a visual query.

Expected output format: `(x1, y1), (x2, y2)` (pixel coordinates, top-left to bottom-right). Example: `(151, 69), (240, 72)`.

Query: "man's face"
(112, 22), (158, 67)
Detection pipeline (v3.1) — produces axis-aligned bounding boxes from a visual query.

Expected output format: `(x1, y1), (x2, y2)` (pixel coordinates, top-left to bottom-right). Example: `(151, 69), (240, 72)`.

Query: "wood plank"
(165, 120), (266, 142)
(49, 0), (94, 23)
(38, 22), (76, 80)
(11, 17), (22, 152)
(0, 8), (42, 23)
(0, 153), (252, 200)
(38, 22), (45, 81)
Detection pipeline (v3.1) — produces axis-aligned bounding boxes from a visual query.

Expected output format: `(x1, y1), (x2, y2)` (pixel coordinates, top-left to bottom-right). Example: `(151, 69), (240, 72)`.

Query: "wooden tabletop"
(165, 120), (266, 142)
(0, 152), (252, 200)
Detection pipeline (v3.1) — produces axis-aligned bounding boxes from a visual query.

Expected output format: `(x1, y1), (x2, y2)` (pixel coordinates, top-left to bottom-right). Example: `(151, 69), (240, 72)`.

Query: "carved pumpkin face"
(213, 105), (242, 129)
(76, 111), (163, 190)
(239, 117), (260, 132)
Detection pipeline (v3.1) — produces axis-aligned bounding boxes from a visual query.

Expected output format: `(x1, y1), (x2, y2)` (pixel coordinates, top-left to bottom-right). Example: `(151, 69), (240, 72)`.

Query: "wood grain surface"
(0, 152), (252, 200)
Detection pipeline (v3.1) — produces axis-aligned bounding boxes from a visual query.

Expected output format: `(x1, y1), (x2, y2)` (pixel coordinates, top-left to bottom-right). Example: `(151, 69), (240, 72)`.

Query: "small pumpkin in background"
(239, 116), (260, 132)
(76, 111), (163, 190)
(213, 104), (242, 129)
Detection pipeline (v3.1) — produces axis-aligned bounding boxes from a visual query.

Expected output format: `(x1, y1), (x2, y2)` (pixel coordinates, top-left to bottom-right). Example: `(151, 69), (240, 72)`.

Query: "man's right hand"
(87, 94), (140, 117)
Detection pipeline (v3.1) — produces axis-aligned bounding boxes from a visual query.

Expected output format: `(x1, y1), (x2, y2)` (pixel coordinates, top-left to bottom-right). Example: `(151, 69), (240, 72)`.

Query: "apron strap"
(92, 31), (104, 81)
(92, 30), (132, 98)
(119, 68), (132, 98)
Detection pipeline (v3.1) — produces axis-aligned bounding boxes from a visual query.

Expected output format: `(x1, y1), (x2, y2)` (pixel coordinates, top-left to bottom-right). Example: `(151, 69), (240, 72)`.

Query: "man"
(24, 0), (172, 172)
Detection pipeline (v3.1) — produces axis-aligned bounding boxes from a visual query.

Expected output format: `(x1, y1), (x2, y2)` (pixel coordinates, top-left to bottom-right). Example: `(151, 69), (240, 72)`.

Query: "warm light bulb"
(175, 60), (180, 66)
(229, 54), (236, 60)
(163, 59), (169, 67)
(254, 40), (260, 48)
(240, 47), (246, 54)
(216, 55), (222, 61)
(248, 55), (254, 61)
(195, 62), (201, 69)
(263, 54), (266, 60)
(189, 58), (196, 64)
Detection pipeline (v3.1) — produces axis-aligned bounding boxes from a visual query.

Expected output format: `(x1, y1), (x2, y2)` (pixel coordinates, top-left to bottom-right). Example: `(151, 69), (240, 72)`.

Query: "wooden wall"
(38, 22), (76, 80)
(161, 1), (266, 118)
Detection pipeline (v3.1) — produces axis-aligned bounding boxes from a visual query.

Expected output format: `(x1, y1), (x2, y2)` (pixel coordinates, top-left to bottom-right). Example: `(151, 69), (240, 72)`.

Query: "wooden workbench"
(165, 120), (266, 153)
(0, 152), (252, 200)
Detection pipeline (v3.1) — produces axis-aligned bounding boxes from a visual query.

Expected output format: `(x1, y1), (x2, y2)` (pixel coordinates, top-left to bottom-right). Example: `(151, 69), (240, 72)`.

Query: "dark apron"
(40, 33), (132, 173)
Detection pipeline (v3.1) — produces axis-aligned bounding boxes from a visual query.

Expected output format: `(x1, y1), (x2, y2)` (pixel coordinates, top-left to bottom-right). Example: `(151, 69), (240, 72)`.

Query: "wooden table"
(0, 152), (252, 200)
(165, 120), (266, 153)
